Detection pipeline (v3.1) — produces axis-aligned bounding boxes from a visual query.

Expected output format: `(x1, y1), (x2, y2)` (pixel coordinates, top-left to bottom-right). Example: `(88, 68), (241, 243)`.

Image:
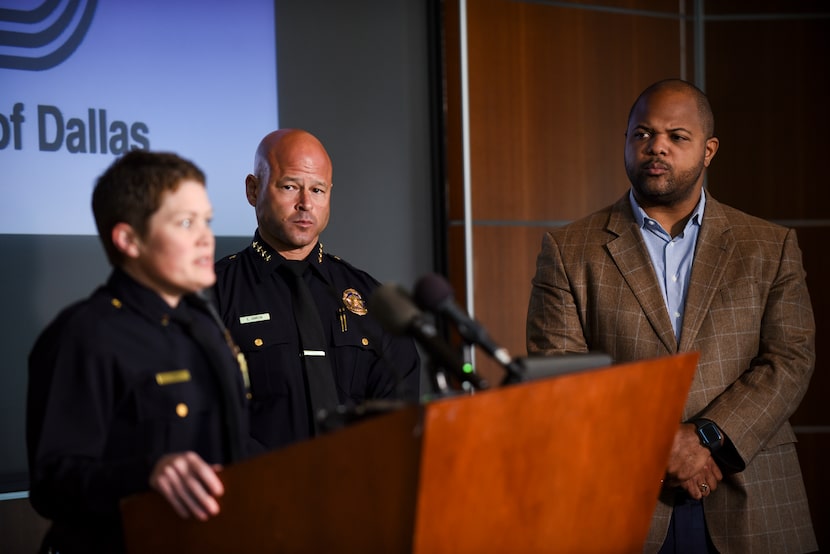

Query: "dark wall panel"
(705, 18), (830, 220)
(273, 0), (434, 287)
(471, 225), (546, 384)
(464, 0), (690, 223)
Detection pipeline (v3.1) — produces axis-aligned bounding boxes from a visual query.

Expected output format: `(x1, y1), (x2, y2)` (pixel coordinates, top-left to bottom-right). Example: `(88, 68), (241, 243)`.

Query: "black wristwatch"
(695, 419), (723, 453)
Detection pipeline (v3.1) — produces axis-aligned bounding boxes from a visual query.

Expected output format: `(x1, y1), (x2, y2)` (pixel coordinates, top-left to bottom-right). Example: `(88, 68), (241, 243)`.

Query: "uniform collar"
(107, 268), (192, 325)
(248, 231), (328, 282)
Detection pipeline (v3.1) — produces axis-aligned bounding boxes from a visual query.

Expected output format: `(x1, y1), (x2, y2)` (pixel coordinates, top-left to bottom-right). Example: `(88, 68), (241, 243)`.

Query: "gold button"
(176, 403), (188, 418)
(111, 298), (122, 308)
(254, 338), (264, 347)
(361, 337), (369, 346)
(161, 315), (170, 326)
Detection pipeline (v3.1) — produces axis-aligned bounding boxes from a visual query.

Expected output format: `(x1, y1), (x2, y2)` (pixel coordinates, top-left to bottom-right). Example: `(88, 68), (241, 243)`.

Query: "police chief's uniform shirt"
(26, 269), (249, 553)
(213, 233), (420, 450)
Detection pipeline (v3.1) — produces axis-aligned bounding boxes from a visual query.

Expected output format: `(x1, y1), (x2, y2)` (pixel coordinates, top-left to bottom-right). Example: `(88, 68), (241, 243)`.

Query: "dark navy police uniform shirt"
(26, 269), (250, 554)
(213, 233), (420, 450)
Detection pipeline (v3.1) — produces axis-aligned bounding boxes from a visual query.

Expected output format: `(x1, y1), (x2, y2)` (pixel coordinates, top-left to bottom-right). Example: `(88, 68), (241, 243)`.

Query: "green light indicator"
(462, 363), (474, 374)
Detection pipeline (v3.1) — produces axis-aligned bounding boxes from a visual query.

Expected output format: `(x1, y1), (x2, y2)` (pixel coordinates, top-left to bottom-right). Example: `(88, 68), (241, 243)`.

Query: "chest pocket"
(231, 317), (296, 399)
(708, 277), (763, 342)
(135, 371), (210, 420)
(119, 370), (214, 455)
(328, 311), (384, 402)
(233, 317), (294, 353)
(328, 309), (382, 351)
(718, 277), (760, 304)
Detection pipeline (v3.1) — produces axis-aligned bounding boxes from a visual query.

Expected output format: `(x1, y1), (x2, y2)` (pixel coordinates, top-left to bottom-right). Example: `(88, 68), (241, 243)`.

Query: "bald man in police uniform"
(214, 129), (420, 450)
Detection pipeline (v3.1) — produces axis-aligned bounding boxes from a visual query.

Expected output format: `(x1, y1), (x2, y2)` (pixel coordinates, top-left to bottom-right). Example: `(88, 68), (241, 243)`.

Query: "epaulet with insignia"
(322, 247), (354, 269)
(318, 242), (350, 267)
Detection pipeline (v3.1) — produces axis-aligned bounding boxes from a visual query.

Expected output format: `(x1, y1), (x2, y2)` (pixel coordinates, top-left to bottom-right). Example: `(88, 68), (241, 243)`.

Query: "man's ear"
(704, 136), (719, 167)
(112, 222), (141, 259)
(245, 174), (258, 207)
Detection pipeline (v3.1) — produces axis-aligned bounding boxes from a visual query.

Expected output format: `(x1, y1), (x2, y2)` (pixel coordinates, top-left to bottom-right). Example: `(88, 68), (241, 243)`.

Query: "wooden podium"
(121, 352), (698, 553)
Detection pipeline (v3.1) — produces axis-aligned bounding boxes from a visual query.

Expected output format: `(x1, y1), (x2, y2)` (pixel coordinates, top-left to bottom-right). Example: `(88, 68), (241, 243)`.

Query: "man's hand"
(149, 451), (225, 520)
(663, 423), (723, 498)
(679, 461), (723, 500)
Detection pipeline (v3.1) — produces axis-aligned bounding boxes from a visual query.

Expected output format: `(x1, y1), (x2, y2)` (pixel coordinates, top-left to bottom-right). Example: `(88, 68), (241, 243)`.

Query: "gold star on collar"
(251, 240), (272, 262)
(251, 240), (322, 263)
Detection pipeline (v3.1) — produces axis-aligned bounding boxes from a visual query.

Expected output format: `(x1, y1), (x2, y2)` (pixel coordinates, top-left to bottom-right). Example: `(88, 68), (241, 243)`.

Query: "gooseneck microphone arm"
(413, 273), (523, 384)
(368, 283), (488, 392)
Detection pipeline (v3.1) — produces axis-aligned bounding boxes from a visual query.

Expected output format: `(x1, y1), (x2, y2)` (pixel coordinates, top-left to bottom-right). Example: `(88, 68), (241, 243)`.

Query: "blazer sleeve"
(700, 228), (815, 464)
(527, 231), (591, 355)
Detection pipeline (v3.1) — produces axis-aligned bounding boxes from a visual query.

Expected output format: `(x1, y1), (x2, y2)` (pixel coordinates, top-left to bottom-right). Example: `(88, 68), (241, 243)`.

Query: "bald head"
(628, 79), (715, 139)
(245, 129), (333, 259)
(253, 129), (332, 184)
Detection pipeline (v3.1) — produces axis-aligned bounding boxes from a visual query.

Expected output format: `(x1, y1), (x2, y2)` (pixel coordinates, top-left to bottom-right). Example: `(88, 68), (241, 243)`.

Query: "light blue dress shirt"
(629, 188), (706, 341)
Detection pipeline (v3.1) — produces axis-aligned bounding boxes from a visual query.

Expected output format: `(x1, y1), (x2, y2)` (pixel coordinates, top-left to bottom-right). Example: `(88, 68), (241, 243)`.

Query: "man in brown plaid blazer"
(527, 79), (817, 553)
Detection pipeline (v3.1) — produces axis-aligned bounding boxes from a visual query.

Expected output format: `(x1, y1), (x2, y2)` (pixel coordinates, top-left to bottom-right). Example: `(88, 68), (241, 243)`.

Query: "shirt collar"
(629, 187), (706, 235)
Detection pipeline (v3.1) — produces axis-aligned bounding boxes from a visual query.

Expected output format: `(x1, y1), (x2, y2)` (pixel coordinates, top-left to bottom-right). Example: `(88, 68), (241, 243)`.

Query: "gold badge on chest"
(342, 288), (368, 316)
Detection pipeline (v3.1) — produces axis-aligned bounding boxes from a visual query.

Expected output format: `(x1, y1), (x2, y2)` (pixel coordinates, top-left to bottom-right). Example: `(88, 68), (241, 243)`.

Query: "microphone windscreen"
(368, 283), (420, 335)
(413, 273), (453, 312)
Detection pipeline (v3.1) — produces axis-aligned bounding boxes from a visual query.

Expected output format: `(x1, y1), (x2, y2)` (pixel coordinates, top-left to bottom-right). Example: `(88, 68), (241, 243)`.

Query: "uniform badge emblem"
(342, 288), (368, 315)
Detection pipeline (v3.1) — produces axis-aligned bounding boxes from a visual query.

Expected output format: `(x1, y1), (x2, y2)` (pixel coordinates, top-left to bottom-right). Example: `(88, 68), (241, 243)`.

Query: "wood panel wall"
(441, 0), (829, 548)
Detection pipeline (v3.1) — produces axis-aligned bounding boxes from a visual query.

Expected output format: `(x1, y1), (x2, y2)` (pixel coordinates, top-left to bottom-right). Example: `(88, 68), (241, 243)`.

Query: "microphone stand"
(428, 359), (451, 398)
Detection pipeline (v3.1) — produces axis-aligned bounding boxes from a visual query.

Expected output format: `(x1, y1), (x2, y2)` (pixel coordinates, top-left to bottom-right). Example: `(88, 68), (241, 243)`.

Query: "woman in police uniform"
(26, 150), (250, 553)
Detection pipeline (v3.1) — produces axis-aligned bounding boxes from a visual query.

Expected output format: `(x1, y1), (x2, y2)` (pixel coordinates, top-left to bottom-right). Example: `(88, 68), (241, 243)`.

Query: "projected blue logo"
(0, 0), (97, 71)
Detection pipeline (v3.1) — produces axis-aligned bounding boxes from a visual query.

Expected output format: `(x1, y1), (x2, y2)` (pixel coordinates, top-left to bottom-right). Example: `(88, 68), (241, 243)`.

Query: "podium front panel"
(412, 352), (698, 553)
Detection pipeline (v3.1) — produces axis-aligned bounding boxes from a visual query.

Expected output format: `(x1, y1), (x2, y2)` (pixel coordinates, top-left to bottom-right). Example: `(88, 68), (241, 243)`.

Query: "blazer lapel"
(605, 195), (678, 352)
(678, 194), (734, 352)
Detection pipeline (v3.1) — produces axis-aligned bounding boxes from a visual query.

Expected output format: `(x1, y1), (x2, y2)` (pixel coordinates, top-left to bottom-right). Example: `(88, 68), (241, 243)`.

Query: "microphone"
(368, 283), (488, 391)
(413, 273), (522, 383)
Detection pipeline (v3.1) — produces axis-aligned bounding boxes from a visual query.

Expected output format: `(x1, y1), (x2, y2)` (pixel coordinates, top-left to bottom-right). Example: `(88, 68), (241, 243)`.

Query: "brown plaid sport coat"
(527, 192), (817, 553)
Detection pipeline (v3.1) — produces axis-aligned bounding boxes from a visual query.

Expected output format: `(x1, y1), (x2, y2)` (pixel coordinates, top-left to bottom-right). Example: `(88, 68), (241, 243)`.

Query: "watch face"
(698, 423), (722, 445)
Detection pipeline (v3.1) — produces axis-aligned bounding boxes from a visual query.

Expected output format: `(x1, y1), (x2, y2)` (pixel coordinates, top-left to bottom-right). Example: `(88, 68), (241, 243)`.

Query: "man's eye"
(181, 218), (192, 228)
(672, 135), (689, 141)
(634, 131), (650, 139)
